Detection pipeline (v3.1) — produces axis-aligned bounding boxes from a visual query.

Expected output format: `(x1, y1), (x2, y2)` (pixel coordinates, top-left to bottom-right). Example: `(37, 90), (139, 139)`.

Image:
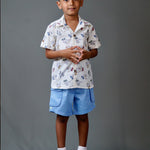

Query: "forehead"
(57, 0), (82, 4)
(58, 0), (81, 1)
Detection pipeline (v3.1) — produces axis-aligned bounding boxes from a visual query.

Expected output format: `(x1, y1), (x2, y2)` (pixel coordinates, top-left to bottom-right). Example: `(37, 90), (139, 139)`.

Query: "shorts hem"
(49, 110), (73, 117)
(73, 105), (96, 115)
(49, 105), (95, 116)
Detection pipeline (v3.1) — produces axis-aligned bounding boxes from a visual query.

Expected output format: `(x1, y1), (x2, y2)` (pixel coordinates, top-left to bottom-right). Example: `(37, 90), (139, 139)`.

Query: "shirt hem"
(51, 85), (94, 89)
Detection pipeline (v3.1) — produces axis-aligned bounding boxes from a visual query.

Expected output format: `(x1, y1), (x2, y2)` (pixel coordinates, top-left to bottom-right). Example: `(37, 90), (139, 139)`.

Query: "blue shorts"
(49, 88), (96, 116)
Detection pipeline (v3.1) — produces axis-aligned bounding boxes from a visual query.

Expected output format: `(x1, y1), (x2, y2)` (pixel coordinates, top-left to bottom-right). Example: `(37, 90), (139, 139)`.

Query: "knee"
(76, 114), (88, 122)
(57, 114), (69, 123)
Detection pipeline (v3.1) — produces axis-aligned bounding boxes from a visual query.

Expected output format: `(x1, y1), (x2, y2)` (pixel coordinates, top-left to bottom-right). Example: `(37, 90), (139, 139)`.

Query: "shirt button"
(74, 70), (77, 75)
(73, 34), (76, 37)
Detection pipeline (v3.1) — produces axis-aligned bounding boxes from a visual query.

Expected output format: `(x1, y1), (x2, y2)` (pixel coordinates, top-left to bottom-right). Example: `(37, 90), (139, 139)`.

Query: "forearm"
(88, 49), (98, 59)
(45, 49), (64, 59)
(45, 48), (98, 62)
(45, 47), (80, 65)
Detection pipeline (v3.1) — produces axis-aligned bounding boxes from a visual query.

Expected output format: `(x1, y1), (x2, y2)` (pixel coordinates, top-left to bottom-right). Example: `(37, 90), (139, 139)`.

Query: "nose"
(69, 0), (74, 5)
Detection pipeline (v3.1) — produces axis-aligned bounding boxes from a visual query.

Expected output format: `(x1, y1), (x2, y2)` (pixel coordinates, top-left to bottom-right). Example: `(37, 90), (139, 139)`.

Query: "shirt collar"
(56, 15), (87, 29)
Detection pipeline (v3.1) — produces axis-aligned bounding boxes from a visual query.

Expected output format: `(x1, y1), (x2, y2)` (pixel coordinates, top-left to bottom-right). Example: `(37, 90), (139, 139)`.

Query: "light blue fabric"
(49, 88), (95, 116)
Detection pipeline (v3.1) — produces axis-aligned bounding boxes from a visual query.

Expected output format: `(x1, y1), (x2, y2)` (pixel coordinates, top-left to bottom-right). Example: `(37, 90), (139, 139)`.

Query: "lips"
(68, 8), (76, 10)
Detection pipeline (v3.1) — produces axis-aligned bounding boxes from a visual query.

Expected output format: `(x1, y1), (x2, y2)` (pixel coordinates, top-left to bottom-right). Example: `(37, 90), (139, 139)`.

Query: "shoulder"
(81, 18), (94, 28)
(46, 20), (57, 30)
(80, 18), (97, 33)
(46, 17), (62, 30)
(83, 20), (98, 35)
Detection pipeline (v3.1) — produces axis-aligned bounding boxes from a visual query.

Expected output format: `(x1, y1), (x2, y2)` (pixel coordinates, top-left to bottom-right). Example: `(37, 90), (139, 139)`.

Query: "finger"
(71, 56), (80, 63)
(77, 46), (84, 52)
(73, 56), (80, 62)
(78, 56), (82, 61)
(79, 57), (84, 62)
(69, 58), (79, 64)
(78, 53), (84, 61)
(71, 46), (78, 50)
(72, 53), (80, 59)
(80, 49), (84, 54)
(76, 46), (82, 50)
(76, 48), (84, 53)
(72, 50), (79, 53)
(72, 50), (82, 54)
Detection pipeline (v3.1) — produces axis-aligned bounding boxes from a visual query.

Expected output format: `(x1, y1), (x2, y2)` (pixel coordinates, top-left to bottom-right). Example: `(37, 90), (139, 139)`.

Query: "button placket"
(73, 34), (76, 38)
(72, 32), (77, 87)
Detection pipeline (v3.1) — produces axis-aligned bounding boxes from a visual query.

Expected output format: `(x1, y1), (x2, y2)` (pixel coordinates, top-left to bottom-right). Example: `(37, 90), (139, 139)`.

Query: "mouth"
(68, 8), (76, 10)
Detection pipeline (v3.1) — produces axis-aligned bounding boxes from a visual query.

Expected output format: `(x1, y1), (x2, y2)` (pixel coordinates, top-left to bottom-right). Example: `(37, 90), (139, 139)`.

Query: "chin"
(66, 13), (78, 16)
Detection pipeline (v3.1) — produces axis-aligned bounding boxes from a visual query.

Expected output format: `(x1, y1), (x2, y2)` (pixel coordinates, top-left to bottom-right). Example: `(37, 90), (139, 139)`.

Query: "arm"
(84, 49), (98, 59)
(45, 46), (81, 64)
(45, 49), (63, 59)
(76, 47), (98, 62)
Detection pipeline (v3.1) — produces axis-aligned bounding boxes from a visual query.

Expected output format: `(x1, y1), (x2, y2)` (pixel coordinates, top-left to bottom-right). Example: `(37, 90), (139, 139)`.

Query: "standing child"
(40, 0), (101, 150)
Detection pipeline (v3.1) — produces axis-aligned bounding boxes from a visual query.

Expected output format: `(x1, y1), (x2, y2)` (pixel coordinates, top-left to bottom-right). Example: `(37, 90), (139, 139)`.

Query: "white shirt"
(40, 15), (101, 89)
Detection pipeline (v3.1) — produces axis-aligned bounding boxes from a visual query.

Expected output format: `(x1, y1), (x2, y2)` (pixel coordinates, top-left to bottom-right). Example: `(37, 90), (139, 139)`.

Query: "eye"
(63, 0), (79, 2)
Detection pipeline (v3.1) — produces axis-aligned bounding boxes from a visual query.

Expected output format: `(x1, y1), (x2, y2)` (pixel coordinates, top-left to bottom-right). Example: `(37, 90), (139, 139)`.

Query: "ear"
(80, 0), (84, 7)
(56, 1), (62, 10)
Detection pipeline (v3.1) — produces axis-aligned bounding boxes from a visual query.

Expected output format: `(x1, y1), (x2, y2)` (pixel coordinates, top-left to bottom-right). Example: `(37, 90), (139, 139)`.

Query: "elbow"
(95, 49), (98, 56)
(45, 49), (52, 59)
(94, 49), (98, 57)
(45, 52), (49, 59)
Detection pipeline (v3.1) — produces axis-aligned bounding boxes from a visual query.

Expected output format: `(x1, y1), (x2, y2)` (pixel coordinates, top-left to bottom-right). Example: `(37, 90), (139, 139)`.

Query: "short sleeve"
(40, 24), (56, 50)
(88, 25), (101, 50)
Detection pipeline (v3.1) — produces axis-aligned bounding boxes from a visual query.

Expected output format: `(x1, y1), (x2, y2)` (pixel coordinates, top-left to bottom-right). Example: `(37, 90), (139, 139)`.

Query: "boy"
(40, 0), (101, 150)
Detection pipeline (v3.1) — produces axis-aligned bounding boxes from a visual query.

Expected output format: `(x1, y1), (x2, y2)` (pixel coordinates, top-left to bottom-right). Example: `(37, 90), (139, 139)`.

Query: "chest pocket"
(57, 36), (72, 49)
(76, 31), (89, 48)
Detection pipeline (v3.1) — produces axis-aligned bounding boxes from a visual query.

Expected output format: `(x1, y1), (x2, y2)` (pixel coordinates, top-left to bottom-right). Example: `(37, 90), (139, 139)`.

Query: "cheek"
(75, 2), (82, 8)
(61, 4), (67, 11)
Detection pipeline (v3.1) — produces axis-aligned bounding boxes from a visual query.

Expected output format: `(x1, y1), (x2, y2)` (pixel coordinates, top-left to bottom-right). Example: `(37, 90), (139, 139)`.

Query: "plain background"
(1, 0), (150, 150)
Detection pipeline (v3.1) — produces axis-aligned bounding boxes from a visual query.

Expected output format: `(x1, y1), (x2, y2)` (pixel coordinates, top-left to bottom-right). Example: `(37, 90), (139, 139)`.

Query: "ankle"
(77, 146), (87, 150)
(57, 147), (66, 150)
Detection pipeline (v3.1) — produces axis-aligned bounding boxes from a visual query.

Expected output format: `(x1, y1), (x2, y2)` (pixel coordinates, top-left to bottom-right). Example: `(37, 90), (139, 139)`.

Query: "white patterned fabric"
(40, 15), (101, 89)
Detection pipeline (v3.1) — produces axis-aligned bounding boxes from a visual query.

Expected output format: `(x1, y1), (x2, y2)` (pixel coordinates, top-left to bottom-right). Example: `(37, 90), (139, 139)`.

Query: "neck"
(64, 14), (79, 24)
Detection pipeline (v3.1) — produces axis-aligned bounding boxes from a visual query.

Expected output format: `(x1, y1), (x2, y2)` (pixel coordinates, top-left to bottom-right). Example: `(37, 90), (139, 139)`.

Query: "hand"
(61, 46), (81, 64)
(76, 47), (91, 62)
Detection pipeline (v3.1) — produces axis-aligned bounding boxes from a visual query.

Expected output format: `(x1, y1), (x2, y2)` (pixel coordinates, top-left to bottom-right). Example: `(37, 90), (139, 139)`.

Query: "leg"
(56, 114), (69, 148)
(76, 113), (89, 147)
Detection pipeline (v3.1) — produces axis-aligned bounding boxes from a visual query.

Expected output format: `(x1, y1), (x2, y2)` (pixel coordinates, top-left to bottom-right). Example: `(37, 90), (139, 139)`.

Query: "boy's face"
(56, 0), (83, 16)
